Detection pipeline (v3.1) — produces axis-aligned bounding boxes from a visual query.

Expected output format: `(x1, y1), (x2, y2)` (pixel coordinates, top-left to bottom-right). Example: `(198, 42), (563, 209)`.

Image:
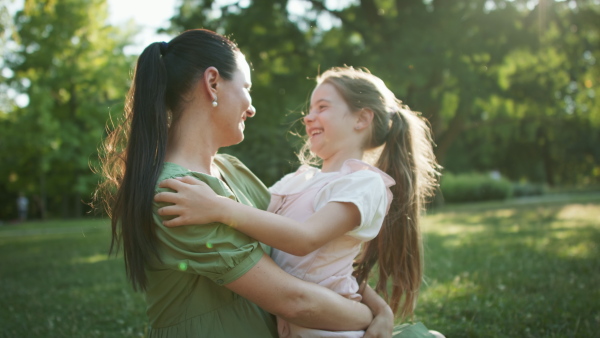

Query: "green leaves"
(1, 0), (598, 220)
(1, 0), (134, 218)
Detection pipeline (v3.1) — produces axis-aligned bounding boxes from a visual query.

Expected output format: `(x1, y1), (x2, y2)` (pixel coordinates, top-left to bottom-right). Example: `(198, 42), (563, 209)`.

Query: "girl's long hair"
(95, 29), (239, 291)
(302, 67), (440, 318)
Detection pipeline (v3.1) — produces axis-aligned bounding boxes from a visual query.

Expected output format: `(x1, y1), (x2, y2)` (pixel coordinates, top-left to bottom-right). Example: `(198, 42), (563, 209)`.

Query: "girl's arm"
(155, 176), (361, 256)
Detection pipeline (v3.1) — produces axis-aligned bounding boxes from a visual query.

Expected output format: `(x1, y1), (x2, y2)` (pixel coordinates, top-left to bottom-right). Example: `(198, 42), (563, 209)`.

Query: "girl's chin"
(309, 147), (323, 158)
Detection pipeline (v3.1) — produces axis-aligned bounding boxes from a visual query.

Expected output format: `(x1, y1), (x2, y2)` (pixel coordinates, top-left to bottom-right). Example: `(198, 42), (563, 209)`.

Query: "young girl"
(156, 66), (441, 337)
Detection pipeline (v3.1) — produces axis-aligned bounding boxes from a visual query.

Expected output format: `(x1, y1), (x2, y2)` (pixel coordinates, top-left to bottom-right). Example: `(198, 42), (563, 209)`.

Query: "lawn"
(1, 192), (598, 337)
(0, 219), (147, 337)
(414, 192), (600, 337)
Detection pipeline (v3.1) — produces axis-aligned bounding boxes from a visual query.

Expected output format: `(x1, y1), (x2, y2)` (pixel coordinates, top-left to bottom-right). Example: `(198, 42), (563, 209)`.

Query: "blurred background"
(0, 0), (598, 219)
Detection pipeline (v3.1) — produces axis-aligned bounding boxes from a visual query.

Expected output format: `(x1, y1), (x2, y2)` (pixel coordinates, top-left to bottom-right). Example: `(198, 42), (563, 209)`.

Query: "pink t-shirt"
(268, 159), (395, 338)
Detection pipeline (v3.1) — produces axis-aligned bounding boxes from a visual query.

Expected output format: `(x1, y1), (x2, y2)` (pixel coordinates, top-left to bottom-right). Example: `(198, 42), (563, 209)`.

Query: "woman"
(97, 29), (393, 337)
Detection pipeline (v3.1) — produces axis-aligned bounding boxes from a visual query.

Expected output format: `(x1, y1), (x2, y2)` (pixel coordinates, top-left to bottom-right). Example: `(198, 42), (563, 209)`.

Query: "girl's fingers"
(157, 205), (181, 216)
(158, 178), (185, 190)
(175, 176), (205, 185)
(162, 217), (183, 227)
(154, 191), (180, 203)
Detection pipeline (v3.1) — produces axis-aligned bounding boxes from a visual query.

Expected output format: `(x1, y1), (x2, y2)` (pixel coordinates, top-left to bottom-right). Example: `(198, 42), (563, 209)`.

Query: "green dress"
(146, 154), (278, 337)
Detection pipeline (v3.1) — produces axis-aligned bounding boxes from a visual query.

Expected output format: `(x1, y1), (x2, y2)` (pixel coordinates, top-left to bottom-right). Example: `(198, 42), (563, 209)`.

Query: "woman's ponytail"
(97, 30), (241, 292)
(107, 42), (169, 291)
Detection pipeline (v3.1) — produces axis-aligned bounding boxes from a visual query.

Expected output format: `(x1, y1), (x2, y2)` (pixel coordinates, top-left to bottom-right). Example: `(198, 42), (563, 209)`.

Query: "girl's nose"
(304, 110), (315, 123)
(246, 105), (256, 118)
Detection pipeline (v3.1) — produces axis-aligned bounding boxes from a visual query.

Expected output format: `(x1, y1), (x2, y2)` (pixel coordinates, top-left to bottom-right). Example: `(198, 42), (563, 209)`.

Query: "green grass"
(413, 192), (600, 337)
(0, 219), (146, 337)
(1, 193), (599, 337)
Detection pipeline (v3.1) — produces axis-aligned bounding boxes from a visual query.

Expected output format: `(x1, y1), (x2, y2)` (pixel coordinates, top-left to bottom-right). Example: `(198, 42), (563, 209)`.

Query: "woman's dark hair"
(96, 29), (240, 291)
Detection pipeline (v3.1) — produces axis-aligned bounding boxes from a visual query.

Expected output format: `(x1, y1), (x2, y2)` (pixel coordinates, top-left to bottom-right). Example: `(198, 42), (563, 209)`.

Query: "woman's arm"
(227, 253), (372, 330)
(155, 176), (360, 256)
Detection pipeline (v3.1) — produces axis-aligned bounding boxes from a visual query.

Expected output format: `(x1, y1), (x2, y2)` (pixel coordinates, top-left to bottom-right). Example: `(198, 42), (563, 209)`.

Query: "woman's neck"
(164, 114), (220, 176)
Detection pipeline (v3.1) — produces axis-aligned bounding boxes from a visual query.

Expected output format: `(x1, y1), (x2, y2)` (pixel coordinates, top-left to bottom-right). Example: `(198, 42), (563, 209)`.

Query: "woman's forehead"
(235, 53), (252, 83)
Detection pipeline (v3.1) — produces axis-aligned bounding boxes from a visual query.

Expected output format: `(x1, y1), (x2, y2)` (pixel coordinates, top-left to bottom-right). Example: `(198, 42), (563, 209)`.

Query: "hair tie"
(159, 41), (168, 56)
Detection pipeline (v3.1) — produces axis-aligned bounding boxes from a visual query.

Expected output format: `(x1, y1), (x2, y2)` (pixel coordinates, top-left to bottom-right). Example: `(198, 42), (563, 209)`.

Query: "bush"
(440, 172), (513, 203)
(512, 181), (548, 197)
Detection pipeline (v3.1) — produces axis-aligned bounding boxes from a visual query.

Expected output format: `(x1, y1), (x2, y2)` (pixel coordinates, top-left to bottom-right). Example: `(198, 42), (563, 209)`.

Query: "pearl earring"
(212, 99), (218, 107)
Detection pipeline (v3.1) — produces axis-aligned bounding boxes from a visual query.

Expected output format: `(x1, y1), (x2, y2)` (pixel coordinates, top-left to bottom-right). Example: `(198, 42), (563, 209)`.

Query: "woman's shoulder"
(159, 161), (189, 179)
(156, 162), (232, 198)
(215, 153), (246, 170)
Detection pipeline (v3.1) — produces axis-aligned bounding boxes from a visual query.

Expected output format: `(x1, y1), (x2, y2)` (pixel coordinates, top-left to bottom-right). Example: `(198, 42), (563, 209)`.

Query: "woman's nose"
(246, 105), (256, 118)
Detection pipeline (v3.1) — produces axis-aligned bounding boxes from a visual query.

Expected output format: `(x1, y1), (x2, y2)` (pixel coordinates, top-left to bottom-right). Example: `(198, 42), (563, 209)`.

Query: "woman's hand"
(154, 176), (227, 226)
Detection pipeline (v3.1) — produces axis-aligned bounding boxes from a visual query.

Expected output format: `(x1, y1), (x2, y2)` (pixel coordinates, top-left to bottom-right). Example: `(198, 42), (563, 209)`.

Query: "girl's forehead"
(311, 83), (339, 101)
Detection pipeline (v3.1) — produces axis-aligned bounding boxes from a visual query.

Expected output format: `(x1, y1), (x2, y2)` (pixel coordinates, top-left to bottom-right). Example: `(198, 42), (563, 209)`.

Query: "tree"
(164, 0), (599, 187)
(446, 0), (600, 185)
(0, 0), (135, 218)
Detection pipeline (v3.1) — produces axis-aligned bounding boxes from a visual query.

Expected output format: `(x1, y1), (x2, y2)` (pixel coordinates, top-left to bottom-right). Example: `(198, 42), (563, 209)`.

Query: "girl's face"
(214, 53), (255, 147)
(304, 82), (361, 162)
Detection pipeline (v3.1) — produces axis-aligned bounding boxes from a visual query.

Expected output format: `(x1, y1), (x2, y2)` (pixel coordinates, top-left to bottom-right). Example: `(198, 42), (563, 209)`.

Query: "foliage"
(439, 172), (513, 203)
(0, 0), (135, 219)
(1, 0), (599, 221)
(2, 194), (599, 336)
(163, 0), (600, 188)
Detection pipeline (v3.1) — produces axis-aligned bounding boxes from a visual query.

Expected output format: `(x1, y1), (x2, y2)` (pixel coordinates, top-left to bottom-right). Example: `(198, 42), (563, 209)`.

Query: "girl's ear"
(202, 66), (220, 101)
(355, 108), (374, 131)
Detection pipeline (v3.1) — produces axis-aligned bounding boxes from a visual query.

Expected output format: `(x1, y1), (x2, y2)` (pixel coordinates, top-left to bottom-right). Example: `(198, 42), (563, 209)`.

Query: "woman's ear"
(202, 66), (220, 101)
(355, 108), (374, 131)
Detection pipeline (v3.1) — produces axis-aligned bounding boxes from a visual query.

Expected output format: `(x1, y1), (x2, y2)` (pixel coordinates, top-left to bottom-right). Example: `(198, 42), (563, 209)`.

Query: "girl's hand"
(154, 176), (226, 226)
(363, 309), (393, 338)
(360, 283), (394, 338)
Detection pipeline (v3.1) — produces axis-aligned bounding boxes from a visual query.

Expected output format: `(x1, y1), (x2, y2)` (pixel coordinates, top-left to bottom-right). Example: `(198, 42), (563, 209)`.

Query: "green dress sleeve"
(152, 159), (268, 285)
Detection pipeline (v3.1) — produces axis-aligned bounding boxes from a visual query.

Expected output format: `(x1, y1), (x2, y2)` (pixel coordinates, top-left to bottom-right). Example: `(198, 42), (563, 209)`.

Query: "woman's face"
(214, 53), (255, 147)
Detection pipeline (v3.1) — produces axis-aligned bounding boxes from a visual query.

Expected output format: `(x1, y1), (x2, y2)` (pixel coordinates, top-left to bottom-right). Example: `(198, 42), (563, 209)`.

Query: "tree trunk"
(75, 191), (82, 218)
(434, 110), (466, 166)
(39, 166), (47, 220)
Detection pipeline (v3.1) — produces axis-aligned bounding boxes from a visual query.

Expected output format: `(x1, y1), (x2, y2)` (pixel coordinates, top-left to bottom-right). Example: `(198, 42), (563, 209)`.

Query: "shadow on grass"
(416, 199), (600, 337)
